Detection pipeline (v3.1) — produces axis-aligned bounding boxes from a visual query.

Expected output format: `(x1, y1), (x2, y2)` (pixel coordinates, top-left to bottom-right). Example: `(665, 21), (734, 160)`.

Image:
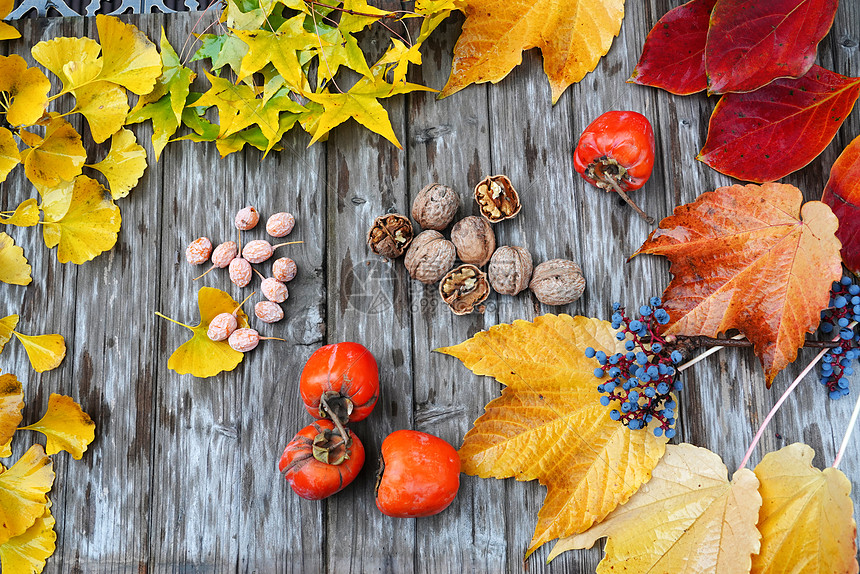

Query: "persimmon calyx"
(312, 428), (351, 465)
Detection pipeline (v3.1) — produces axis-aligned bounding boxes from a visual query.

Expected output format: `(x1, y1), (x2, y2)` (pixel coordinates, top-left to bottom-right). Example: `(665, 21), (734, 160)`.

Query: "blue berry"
(610, 409), (621, 420)
(639, 305), (652, 316)
(650, 296), (662, 307)
(671, 350), (683, 364)
(600, 396), (610, 406)
(594, 368), (605, 378)
(653, 427), (663, 437)
(665, 428), (676, 439)
(585, 347), (596, 358)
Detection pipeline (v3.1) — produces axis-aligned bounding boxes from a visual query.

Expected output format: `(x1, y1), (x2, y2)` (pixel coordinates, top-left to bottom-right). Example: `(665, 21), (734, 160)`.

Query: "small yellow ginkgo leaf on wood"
(0, 374), (24, 459)
(0, 315), (18, 354)
(41, 175), (121, 264)
(549, 443), (762, 572)
(752, 443), (859, 574)
(0, 502), (56, 574)
(0, 127), (20, 183)
(0, 444), (54, 545)
(20, 394), (95, 460)
(72, 81), (129, 145)
(31, 36), (103, 94)
(439, 314), (668, 557)
(88, 128), (147, 199)
(21, 117), (86, 190)
(12, 333), (66, 374)
(0, 198), (39, 227)
(0, 233), (32, 286)
(0, 55), (50, 127)
(95, 14), (161, 96)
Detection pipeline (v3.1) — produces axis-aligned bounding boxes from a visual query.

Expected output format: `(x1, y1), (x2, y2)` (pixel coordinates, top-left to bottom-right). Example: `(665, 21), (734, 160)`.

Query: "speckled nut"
(529, 259), (586, 306)
(261, 277), (288, 303)
(439, 264), (490, 315)
(229, 258), (252, 288)
(243, 240), (274, 264)
(474, 175), (521, 223)
(404, 230), (456, 284)
(411, 183), (459, 230)
(450, 216), (495, 267)
(211, 241), (238, 268)
(266, 212), (295, 237)
(207, 312), (238, 341)
(255, 301), (284, 323)
(186, 237), (212, 265)
(235, 206), (260, 230)
(272, 257), (297, 282)
(488, 246), (533, 296)
(229, 328), (260, 352)
(367, 213), (414, 259)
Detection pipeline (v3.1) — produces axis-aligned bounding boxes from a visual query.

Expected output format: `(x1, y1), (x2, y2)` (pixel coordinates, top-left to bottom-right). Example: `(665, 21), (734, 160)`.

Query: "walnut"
(488, 246), (533, 296)
(439, 264), (491, 315)
(412, 183), (459, 230)
(404, 230), (456, 284)
(450, 216), (495, 267)
(367, 214), (414, 259)
(474, 175), (521, 223)
(529, 259), (586, 306)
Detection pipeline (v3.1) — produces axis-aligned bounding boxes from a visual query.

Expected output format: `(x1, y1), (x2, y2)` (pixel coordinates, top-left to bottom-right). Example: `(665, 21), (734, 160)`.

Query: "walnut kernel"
(404, 230), (456, 284)
(439, 264), (491, 315)
(488, 246), (533, 295)
(474, 175), (521, 223)
(450, 216), (495, 267)
(529, 259), (586, 306)
(412, 183), (459, 230)
(367, 214), (414, 259)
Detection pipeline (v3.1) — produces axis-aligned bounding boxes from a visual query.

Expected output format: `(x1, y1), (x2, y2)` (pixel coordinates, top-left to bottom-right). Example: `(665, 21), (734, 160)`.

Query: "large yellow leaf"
(12, 333), (65, 373)
(0, 444), (53, 545)
(550, 443), (762, 572)
(0, 55), (50, 127)
(234, 15), (320, 87)
(0, 233), (32, 286)
(1, 199), (39, 227)
(0, 316), (19, 355)
(0, 127), (20, 183)
(440, 0), (625, 103)
(160, 287), (250, 378)
(0, 0), (20, 40)
(0, 374), (24, 459)
(21, 117), (86, 189)
(95, 15), (161, 96)
(72, 81), (129, 144)
(0, 503), (55, 574)
(88, 128), (147, 199)
(752, 443), (859, 574)
(30, 37), (102, 94)
(439, 314), (667, 556)
(20, 394), (95, 460)
(41, 175), (121, 264)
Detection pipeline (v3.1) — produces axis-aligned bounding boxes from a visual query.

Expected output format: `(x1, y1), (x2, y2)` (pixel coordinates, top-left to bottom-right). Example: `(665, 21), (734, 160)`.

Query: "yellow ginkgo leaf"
(20, 394), (94, 460)
(157, 287), (250, 378)
(30, 36), (102, 94)
(0, 444), (54, 545)
(0, 373), (24, 458)
(0, 127), (20, 183)
(95, 15), (161, 96)
(87, 128), (146, 199)
(12, 332), (65, 373)
(41, 175), (121, 264)
(550, 443), (762, 571)
(0, 55), (50, 127)
(72, 81), (129, 144)
(22, 117), (86, 189)
(0, 502), (55, 574)
(1, 198), (39, 227)
(0, 315), (19, 354)
(0, 0), (20, 40)
(752, 443), (859, 574)
(0, 233), (32, 286)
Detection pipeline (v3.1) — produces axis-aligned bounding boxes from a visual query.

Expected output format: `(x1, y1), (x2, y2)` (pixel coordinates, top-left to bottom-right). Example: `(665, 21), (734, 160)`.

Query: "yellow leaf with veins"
(88, 128), (147, 199)
(439, 314), (667, 557)
(31, 37), (102, 93)
(13, 332), (65, 373)
(0, 373), (24, 458)
(0, 55), (50, 126)
(0, 316), (19, 354)
(22, 116), (86, 189)
(1, 199), (39, 227)
(21, 394), (95, 460)
(0, 503), (56, 574)
(0, 0), (20, 40)
(0, 444), (53, 545)
(72, 81), (129, 144)
(95, 15), (161, 95)
(234, 15), (321, 87)
(0, 127), (20, 183)
(0, 234), (31, 286)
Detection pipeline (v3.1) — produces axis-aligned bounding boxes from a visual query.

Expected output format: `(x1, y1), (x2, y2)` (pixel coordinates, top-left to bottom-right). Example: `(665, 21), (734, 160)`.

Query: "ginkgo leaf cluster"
(0, 373), (95, 574)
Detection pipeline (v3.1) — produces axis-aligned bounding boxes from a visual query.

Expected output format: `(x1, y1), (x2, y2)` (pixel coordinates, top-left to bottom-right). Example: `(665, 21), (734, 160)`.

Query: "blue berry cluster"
(585, 297), (683, 438)
(819, 275), (860, 399)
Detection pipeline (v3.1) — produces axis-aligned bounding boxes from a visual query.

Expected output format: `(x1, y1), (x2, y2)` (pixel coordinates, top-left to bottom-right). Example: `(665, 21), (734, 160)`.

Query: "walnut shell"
(488, 246), (533, 296)
(404, 230), (456, 284)
(439, 264), (491, 315)
(450, 216), (495, 267)
(412, 183), (459, 230)
(529, 259), (586, 306)
(367, 214), (414, 259)
(474, 175), (521, 223)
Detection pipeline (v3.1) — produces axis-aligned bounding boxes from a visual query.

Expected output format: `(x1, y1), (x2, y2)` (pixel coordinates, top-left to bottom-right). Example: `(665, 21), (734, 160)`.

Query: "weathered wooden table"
(2, 2), (860, 572)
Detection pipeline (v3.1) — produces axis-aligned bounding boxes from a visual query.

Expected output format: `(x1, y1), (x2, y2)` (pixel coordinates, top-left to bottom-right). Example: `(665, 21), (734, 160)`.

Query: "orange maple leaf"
(635, 183), (842, 385)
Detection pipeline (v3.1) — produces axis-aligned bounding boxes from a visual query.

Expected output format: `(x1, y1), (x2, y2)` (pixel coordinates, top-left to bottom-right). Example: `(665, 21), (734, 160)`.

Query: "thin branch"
(833, 389), (860, 469)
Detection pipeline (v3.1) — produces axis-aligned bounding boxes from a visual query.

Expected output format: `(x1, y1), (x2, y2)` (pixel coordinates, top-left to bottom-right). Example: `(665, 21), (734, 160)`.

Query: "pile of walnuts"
(367, 176), (586, 315)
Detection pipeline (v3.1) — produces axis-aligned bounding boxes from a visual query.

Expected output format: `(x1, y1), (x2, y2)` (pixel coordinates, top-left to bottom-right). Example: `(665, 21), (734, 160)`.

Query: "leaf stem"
(154, 311), (193, 330)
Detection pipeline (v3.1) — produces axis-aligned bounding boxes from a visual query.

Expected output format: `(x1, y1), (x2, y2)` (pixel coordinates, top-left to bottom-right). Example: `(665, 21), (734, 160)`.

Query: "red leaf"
(635, 183), (842, 385)
(629, 0), (717, 95)
(822, 134), (860, 274)
(697, 65), (860, 182)
(705, 0), (838, 94)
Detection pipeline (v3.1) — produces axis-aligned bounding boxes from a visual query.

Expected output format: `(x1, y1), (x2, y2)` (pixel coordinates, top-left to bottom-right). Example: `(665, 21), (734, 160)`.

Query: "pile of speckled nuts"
(367, 176), (586, 315)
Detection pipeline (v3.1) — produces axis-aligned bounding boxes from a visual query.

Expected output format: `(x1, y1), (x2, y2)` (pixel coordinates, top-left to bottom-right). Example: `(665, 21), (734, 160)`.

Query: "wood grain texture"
(0, 1), (858, 572)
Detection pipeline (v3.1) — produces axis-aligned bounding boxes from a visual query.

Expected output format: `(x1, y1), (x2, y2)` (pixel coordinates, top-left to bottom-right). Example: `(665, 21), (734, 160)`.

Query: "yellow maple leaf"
(21, 116), (86, 189)
(0, 0), (20, 40)
(0, 373), (24, 458)
(752, 443), (859, 574)
(0, 233), (32, 286)
(439, 314), (667, 556)
(0, 55), (50, 127)
(234, 15), (321, 88)
(0, 127), (20, 183)
(95, 15), (161, 96)
(1, 198), (39, 227)
(156, 287), (250, 378)
(30, 37), (103, 94)
(20, 394), (95, 460)
(0, 444), (53, 545)
(87, 128), (147, 199)
(440, 0), (625, 103)
(551, 443), (762, 571)
(0, 502), (56, 574)
(71, 81), (129, 144)
(41, 175), (121, 264)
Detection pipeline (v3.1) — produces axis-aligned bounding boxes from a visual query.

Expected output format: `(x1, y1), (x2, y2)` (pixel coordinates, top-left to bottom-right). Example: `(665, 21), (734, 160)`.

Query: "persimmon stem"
(232, 291), (255, 315)
(252, 267), (266, 281)
(319, 393), (351, 447)
(273, 240), (304, 249)
(193, 266), (216, 281)
(596, 175), (655, 225)
(154, 312), (193, 330)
